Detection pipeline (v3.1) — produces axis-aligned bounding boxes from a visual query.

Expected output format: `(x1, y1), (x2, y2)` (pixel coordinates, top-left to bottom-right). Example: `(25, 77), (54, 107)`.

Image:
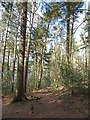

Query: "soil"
(2, 87), (88, 118)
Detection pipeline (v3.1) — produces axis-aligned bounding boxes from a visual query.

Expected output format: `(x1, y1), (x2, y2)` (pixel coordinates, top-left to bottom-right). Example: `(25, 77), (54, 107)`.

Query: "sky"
(74, 0), (88, 44)
(0, 0), (88, 45)
(36, 0), (88, 33)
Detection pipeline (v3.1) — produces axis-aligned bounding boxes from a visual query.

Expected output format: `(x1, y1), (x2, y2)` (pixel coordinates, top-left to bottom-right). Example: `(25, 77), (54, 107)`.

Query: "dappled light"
(2, 87), (88, 118)
(0, 1), (89, 119)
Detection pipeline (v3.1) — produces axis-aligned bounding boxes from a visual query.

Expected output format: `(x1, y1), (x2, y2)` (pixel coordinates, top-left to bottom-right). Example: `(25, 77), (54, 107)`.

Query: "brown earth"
(2, 87), (88, 118)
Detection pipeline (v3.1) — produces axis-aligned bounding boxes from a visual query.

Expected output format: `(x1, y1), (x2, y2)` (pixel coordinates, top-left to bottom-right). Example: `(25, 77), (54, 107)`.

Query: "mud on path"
(2, 88), (88, 118)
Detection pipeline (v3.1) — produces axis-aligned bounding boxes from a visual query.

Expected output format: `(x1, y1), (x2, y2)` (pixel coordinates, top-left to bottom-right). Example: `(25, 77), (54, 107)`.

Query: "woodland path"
(2, 87), (88, 118)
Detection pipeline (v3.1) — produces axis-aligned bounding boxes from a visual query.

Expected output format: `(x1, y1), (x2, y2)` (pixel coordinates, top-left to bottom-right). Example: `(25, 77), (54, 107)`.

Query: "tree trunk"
(1, 15), (10, 82)
(85, 46), (88, 80)
(7, 50), (10, 85)
(37, 22), (49, 89)
(66, 3), (71, 67)
(24, 3), (35, 92)
(70, 8), (74, 65)
(12, 2), (27, 102)
(38, 43), (45, 89)
(12, 26), (18, 92)
(87, 2), (90, 83)
(34, 46), (38, 88)
(1, 2), (13, 83)
(66, 3), (71, 85)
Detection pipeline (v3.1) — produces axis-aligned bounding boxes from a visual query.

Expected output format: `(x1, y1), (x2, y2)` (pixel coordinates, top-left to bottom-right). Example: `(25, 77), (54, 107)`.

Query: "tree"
(66, 3), (71, 67)
(12, 18), (19, 92)
(24, 2), (35, 92)
(0, 1), (87, 95)
(38, 40), (45, 89)
(1, 2), (13, 83)
(12, 2), (27, 102)
(87, 2), (90, 83)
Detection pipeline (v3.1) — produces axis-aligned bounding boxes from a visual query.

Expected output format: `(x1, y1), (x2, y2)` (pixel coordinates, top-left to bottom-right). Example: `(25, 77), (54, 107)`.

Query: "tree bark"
(24, 3), (35, 92)
(7, 50), (10, 85)
(70, 8), (74, 65)
(34, 45), (38, 88)
(12, 25), (19, 92)
(38, 43), (45, 89)
(66, 3), (71, 67)
(1, 2), (13, 84)
(1, 15), (10, 82)
(37, 22), (49, 89)
(87, 2), (90, 83)
(12, 2), (27, 102)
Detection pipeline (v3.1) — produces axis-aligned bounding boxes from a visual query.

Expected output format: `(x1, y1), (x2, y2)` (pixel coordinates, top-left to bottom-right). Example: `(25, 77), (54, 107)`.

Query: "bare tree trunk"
(70, 8), (74, 65)
(7, 50), (10, 72)
(1, 2), (13, 84)
(24, 3), (35, 92)
(87, 2), (90, 83)
(12, 26), (18, 92)
(66, 3), (71, 85)
(66, 3), (71, 67)
(1, 15), (10, 82)
(38, 43), (45, 89)
(12, 2), (27, 102)
(7, 50), (10, 85)
(34, 46), (38, 88)
(37, 22), (49, 89)
(85, 46), (88, 80)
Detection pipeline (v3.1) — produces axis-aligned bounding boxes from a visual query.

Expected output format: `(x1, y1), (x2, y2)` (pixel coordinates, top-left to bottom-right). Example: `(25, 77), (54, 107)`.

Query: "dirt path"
(2, 88), (88, 118)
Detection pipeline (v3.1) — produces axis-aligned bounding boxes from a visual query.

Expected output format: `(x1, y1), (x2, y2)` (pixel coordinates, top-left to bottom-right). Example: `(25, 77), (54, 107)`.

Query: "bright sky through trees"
(34, 0), (88, 54)
(37, 0), (88, 42)
(0, 2), (89, 116)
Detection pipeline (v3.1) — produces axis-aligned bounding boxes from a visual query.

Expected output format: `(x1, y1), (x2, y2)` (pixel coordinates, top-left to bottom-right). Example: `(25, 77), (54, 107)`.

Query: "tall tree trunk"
(85, 46), (88, 80)
(12, 2), (27, 102)
(66, 3), (71, 85)
(88, 2), (90, 83)
(1, 15), (10, 83)
(7, 50), (10, 72)
(1, 2), (13, 84)
(70, 8), (75, 90)
(70, 8), (74, 65)
(38, 43), (45, 89)
(12, 26), (18, 92)
(7, 50), (10, 85)
(66, 3), (71, 67)
(24, 3), (35, 92)
(38, 22), (49, 89)
(34, 45), (38, 88)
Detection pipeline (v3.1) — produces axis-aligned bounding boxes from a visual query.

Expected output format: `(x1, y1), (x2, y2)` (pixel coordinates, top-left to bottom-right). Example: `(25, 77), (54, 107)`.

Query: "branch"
(73, 18), (89, 35)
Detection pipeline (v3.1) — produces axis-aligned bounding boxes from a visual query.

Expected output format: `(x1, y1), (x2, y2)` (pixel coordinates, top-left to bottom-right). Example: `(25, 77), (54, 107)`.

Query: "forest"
(0, 0), (89, 119)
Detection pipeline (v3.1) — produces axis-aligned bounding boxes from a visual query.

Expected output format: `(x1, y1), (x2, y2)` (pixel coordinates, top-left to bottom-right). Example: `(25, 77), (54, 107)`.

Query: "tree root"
(11, 94), (28, 103)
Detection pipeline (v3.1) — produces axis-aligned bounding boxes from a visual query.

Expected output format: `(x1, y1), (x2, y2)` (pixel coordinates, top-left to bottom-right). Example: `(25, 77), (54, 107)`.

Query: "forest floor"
(2, 87), (88, 118)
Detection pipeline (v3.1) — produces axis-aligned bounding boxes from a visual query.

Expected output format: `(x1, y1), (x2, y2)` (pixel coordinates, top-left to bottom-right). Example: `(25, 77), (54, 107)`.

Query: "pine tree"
(12, 2), (28, 102)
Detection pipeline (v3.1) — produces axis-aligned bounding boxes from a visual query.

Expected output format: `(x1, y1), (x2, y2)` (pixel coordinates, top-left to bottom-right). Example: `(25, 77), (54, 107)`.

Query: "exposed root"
(11, 94), (28, 103)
